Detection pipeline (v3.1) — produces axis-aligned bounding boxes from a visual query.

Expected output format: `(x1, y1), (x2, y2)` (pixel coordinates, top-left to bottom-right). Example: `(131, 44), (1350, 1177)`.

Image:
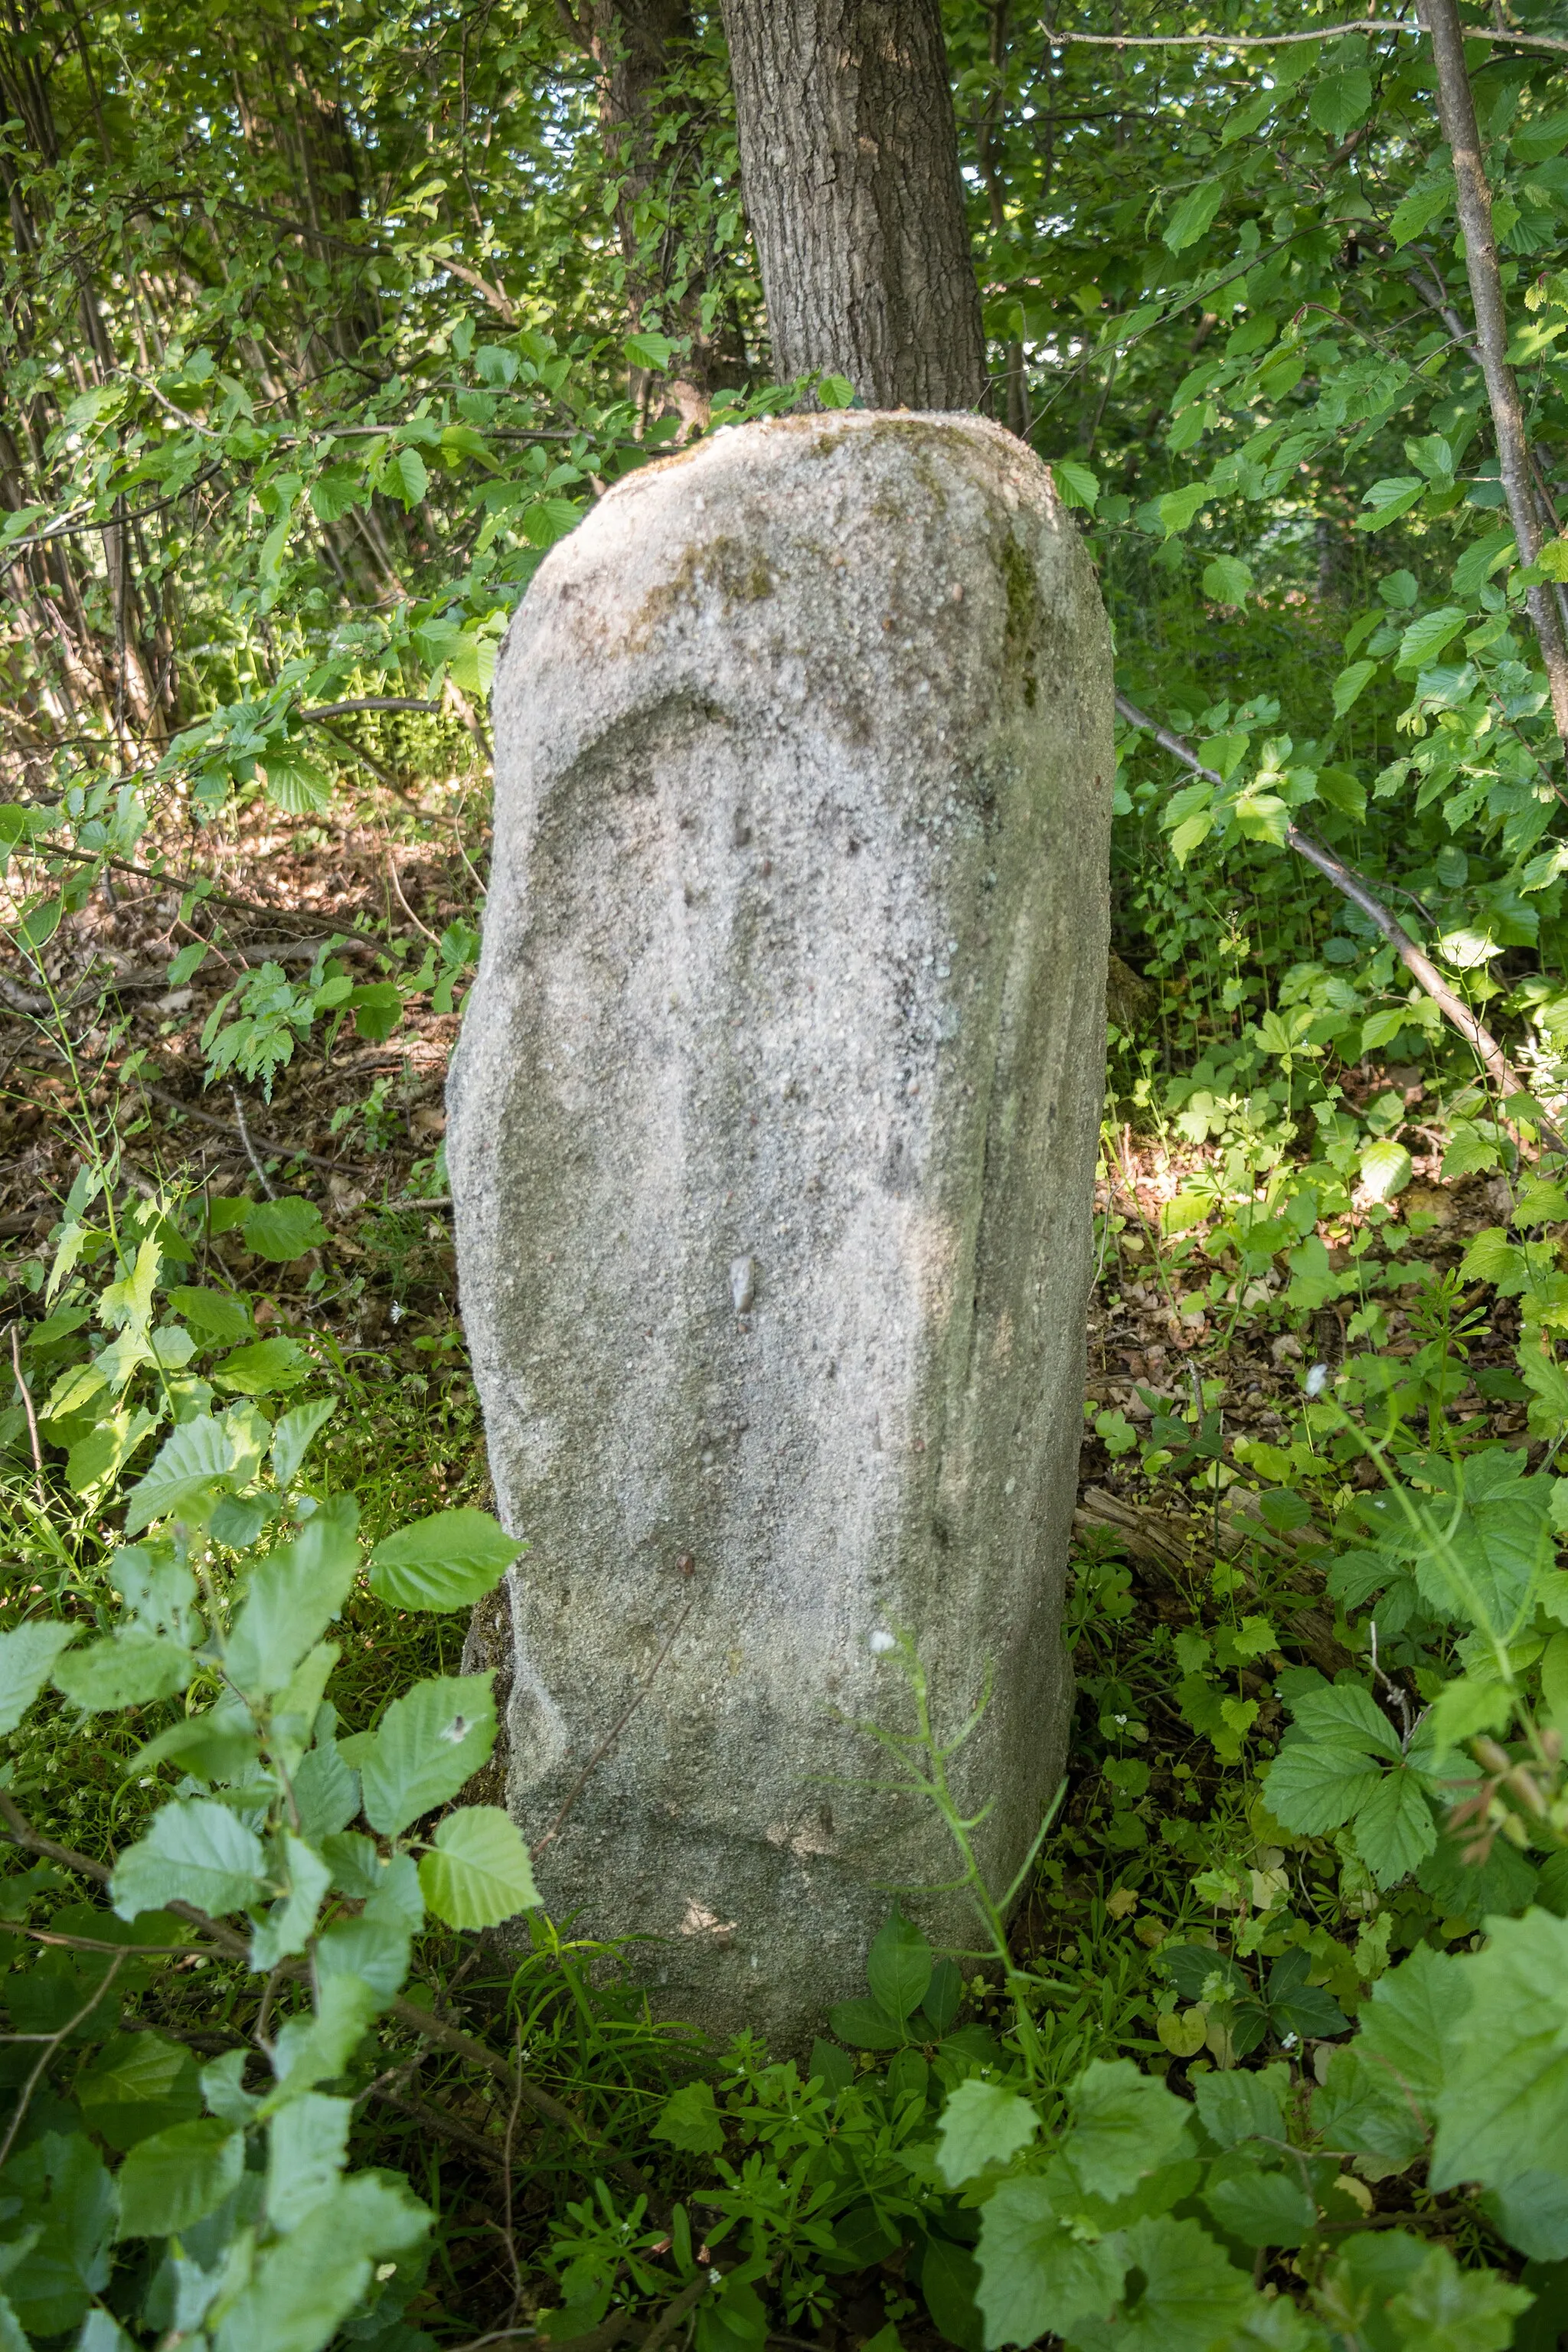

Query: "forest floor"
(0, 785), (1540, 2337)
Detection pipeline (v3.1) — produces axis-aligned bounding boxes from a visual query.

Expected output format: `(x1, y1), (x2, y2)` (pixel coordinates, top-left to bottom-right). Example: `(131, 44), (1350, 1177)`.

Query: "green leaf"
(1193, 2064), (1289, 2150)
(1158, 483), (1208, 536)
(975, 2173), (1126, 2349)
(1357, 1941), (1467, 2109)
(391, 446), (429, 507)
(1163, 178), (1227, 252)
(624, 330), (677, 371)
(1387, 2244), (1533, 2351)
(115, 2118), (243, 2239)
(1396, 607), (1466, 674)
(1203, 557), (1253, 606)
(1100, 2213), (1253, 2352)
(1431, 1910), (1568, 2193)
(1352, 1766), (1437, 1887)
(1358, 477), (1426, 531)
(251, 1833), (333, 1968)
(1331, 659), (1377, 717)
(1052, 459), (1099, 512)
(1067, 2059), (1193, 2200)
(77, 2032), (201, 2151)
(417, 1804), (539, 1926)
(867, 1908), (933, 2020)
(111, 1798), (266, 1922)
(212, 1335), (309, 1396)
(262, 751), (332, 816)
(266, 2092), (351, 2234)
(936, 2080), (1039, 2189)
(166, 1286), (253, 1341)
(358, 1672), (497, 1838)
(1453, 528), (1517, 597)
(368, 1506), (522, 1612)
(54, 1631), (194, 1713)
(1262, 1740), (1382, 1836)
(652, 2080), (726, 2157)
(243, 1196), (327, 1262)
(1361, 1138), (1413, 1202)
(1309, 67), (1372, 137)
(826, 1994), (907, 2050)
(271, 1397), (337, 1488)
(211, 2173), (430, 2352)
(0, 1621), (78, 1734)
(122, 1413), (236, 1536)
(1391, 175), (1455, 247)
(225, 1498), (360, 1694)
(816, 373), (857, 409)
(1202, 2166), (1315, 2249)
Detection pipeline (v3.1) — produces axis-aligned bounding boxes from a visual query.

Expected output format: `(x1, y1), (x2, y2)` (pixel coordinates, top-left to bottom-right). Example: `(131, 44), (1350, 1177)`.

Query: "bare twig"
(1421, 0), (1568, 746)
(7, 1325), (44, 1504)
(1044, 15), (1568, 56)
(300, 697), (439, 721)
(1114, 691), (1563, 1144)
(229, 1086), (278, 1199)
(133, 1076), (359, 1175)
(0, 1954), (122, 2170)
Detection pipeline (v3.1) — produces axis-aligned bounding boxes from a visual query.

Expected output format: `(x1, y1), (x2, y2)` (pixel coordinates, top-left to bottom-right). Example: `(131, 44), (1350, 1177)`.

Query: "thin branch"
(1114, 691), (1562, 1143)
(0, 1953), (121, 2170)
(0, 463), (226, 557)
(1421, 0), (1568, 748)
(7, 1325), (44, 1505)
(299, 698), (439, 721)
(1044, 15), (1568, 55)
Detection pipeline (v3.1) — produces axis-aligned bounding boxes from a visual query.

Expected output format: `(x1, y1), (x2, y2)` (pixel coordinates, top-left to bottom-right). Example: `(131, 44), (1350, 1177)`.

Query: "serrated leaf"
(975, 2173), (1126, 2348)
(262, 752), (332, 816)
(114, 2118), (243, 2239)
(1163, 178), (1227, 252)
(417, 1805), (538, 1926)
(77, 2032), (201, 2151)
(1332, 658), (1377, 717)
(1431, 1910), (1568, 2193)
(266, 2092), (351, 2234)
(1158, 482), (1208, 536)
(1357, 1941), (1467, 2109)
(0, 1621), (78, 1733)
(122, 1413), (237, 1535)
(111, 1798), (266, 1922)
(1101, 2213), (1253, 2352)
(212, 1334), (309, 1396)
(243, 1197), (327, 1263)
(1391, 175), (1455, 247)
(652, 2080), (726, 2157)
(1193, 2064), (1289, 2150)
(225, 1499), (360, 1695)
(368, 1506), (521, 1612)
(1396, 606), (1466, 674)
(1202, 2165), (1315, 2249)
(936, 2079), (1039, 2189)
(54, 1631), (194, 1713)
(1351, 1765), (1437, 1887)
(1067, 2059), (1192, 2200)
(271, 1397), (337, 1488)
(1203, 556), (1253, 606)
(358, 1673), (497, 1837)
(166, 1286), (253, 1341)
(1309, 67), (1371, 137)
(1052, 458), (1099, 512)
(391, 446), (429, 507)
(826, 1994), (907, 2050)
(1261, 1740), (1382, 1836)
(211, 2172), (430, 2352)
(251, 1833), (333, 1968)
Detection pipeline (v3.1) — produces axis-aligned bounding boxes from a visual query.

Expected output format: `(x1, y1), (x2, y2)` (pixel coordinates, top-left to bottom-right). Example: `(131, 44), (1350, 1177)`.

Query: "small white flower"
(1305, 1362), (1329, 1398)
(867, 1628), (896, 1655)
(390, 1301), (403, 1324)
(1281, 2030), (1299, 2050)
(1114, 1713), (1128, 1726)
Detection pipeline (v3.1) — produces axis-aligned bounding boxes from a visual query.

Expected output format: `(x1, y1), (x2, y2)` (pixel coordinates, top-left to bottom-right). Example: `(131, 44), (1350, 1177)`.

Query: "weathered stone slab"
(447, 412), (1112, 2047)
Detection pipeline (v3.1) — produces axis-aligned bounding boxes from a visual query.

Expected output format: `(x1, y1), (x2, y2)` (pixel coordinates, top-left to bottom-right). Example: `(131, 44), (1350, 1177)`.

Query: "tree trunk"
(718, 0), (986, 410)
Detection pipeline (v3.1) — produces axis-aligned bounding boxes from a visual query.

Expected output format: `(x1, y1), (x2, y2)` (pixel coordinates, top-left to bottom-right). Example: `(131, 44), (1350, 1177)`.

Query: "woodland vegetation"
(4, 1), (1568, 2347)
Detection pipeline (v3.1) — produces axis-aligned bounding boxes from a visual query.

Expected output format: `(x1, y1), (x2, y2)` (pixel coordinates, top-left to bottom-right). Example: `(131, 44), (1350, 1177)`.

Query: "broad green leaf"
(867, 1908), (934, 2020)
(0, 1621), (78, 1733)
(1331, 659), (1377, 717)
(1351, 1766), (1437, 1887)
(1309, 67), (1371, 137)
(816, 373), (857, 409)
(111, 1798), (266, 1922)
(624, 329), (676, 371)
(122, 1413), (235, 1536)
(358, 1672), (497, 1838)
(271, 1396), (337, 1488)
(1387, 2244), (1532, 2350)
(1052, 459), (1099, 512)
(368, 1505), (521, 1612)
(1357, 1942), (1468, 2109)
(1431, 1910), (1568, 2192)
(825, 1994), (907, 2050)
(211, 2172), (430, 2352)
(1158, 483), (1208, 536)
(293, 1740), (361, 1841)
(1261, 1740), (1382, 1836)
(936, 2079), (1039, 2189)
(1452, 528), (1517, 597)
(1163, 177), (1227, 252)
(1289, 1681), (1403, 1759)
(1202, 2166), (1315, 2249)
(391, 446), (429, 506)
(115, 2118), (243, 2239)
(243, 1197), (327, 1262)
(251, 1833), (333, 1968)
(266, 2092), (351, 2233)
(1396, 607), (1466, 674)
(1358, 476), (1426, 531)
(100, 1237), (160, 1334)
(1203, 557), (1253, 606)
(652, 2080), (726, 2158)
(1066, 2059), (1193, 2200)
(417, 1804), (538, 1926)
(1193, 2064), (1289, 2150)
(1390, 175), (1455, 246)
(1100, 2213), (1253, 2352)
(212, 1335), (309, 1396)
(1361, 1139), (1413, 1202)
(269, 1971), (384, 2096)
(77, 2033), (201, 2151)
(54, 1631), (194, 1713)
(224, 1498), (360, 1694)
(263, 751), (332, 816)
(975, 2173), (1125, 2349)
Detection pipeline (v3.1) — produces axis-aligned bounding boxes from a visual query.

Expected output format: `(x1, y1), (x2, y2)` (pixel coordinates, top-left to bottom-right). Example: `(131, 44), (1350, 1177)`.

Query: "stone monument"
(446, 411), (1112, 2047)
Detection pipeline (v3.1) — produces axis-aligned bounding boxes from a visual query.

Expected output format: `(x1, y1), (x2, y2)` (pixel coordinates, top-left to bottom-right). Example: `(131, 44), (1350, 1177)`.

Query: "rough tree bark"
(718, 0), (987, 410)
